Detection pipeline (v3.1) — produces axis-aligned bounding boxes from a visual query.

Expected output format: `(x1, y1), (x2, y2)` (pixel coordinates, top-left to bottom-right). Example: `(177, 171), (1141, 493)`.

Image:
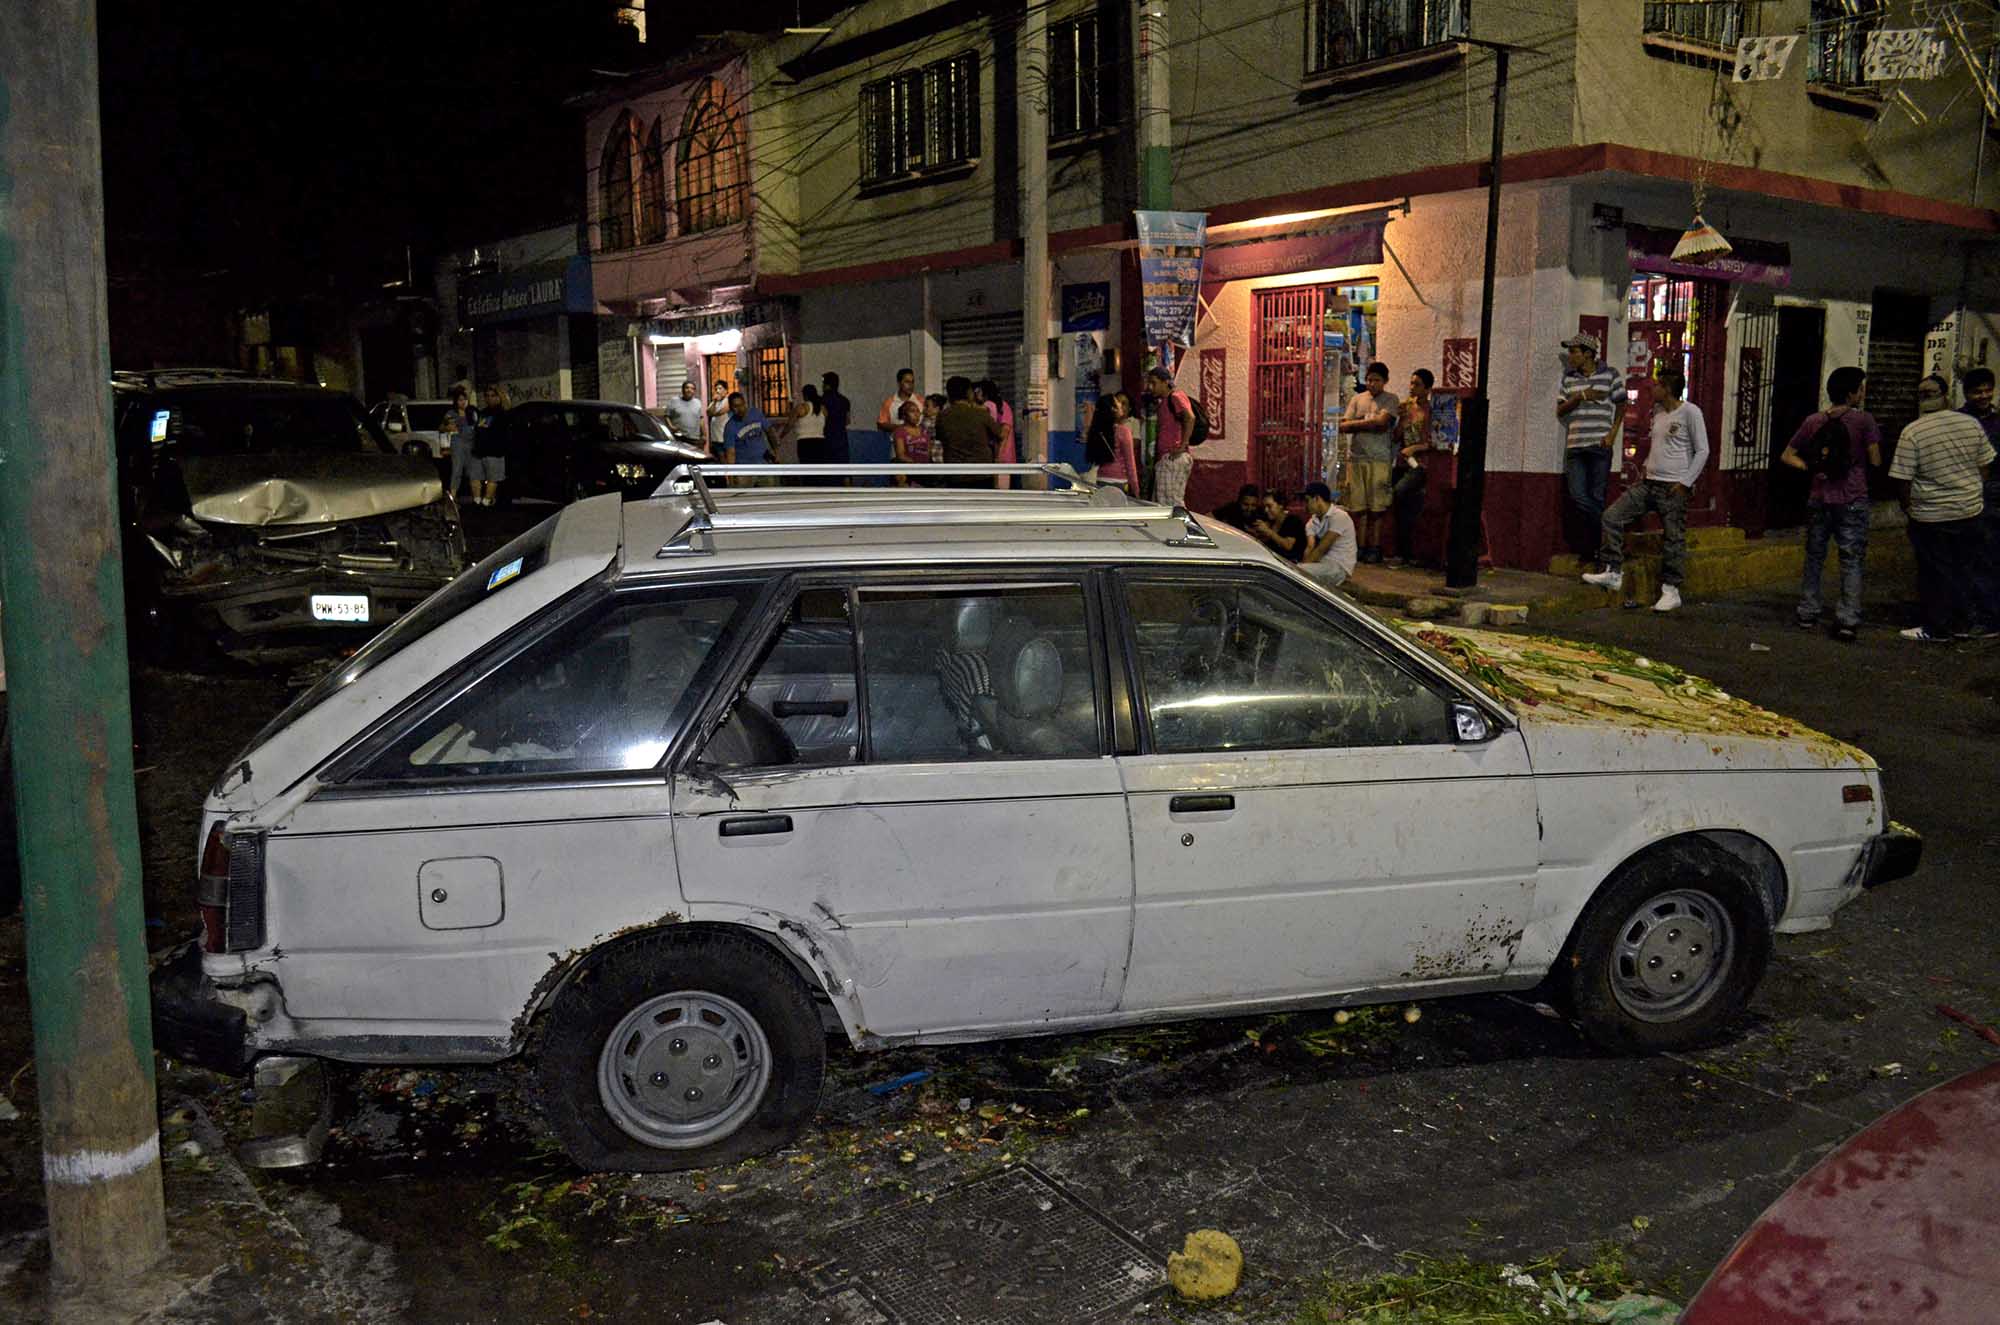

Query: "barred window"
(676, 78), (747, 235)
(859, 51), (979, 186)
(752, 345), (790, 420)
(598, 112), (639, 251)
(1051, 13), (1115, 138)
(1306, 0), (1467, 77)
(639, 119), (668, 245)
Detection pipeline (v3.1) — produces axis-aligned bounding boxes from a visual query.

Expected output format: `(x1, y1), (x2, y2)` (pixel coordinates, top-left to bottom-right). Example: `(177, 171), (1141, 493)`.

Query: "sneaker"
(1794, 615), (1819, 631)
(1957, 625), (1997, 640)
(1653, 585), (1682, 613)
(1581, 568), (1622, 589)
(1899, 626), (1945, 642)
(1832, 625), (1858, 643)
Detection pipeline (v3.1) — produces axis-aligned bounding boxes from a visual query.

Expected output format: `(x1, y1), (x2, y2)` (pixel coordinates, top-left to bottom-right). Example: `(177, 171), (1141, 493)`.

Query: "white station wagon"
(153, 465), (1919, 1172)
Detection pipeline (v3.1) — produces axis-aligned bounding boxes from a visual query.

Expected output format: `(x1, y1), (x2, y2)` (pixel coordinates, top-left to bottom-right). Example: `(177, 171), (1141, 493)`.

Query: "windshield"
(226, 515), (560, 784)
(151, 392), (391, 456)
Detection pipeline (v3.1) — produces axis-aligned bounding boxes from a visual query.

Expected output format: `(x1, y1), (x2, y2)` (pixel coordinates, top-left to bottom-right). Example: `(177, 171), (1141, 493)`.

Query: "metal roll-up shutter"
(940, 312), (1023, 409)
(653, 343), (689, 406)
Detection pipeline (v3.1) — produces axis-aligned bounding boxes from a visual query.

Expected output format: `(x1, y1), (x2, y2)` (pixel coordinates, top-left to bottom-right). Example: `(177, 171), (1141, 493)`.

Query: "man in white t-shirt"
(1300, 482), (1357, 587)
(663, 380), (706, 444)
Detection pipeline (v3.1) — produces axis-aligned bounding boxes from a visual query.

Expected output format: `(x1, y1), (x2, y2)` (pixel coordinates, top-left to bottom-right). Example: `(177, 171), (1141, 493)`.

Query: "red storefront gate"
(1252, 286), (1328, 495)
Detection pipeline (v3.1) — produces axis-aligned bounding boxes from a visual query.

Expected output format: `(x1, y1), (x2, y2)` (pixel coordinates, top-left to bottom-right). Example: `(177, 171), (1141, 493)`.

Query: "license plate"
(310, 594), (370, 624)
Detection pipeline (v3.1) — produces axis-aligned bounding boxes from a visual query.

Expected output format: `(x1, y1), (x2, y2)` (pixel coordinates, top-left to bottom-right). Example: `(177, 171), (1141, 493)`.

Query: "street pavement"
(1, 519), (1996, 1322)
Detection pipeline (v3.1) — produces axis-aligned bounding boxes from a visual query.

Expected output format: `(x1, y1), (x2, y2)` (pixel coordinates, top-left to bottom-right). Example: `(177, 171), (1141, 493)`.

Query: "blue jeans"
(1565, 446), (1610, 528)
(1798, 501), (1869, 629)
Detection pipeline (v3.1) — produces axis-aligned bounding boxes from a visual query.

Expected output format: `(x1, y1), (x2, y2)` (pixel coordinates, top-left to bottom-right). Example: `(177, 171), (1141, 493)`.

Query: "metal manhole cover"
(803, 1164), (1164, 1324)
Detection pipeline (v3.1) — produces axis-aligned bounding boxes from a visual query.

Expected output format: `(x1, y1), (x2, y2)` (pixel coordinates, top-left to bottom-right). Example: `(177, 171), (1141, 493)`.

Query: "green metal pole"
(0, 0), (171, 1305)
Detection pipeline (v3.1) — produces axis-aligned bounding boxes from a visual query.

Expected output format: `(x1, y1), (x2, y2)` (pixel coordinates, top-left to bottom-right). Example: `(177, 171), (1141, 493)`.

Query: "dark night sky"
(97, 0), (831, 331)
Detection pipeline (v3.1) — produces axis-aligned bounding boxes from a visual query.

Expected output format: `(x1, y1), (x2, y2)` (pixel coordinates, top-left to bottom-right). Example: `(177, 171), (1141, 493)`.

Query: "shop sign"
(1202, 219), (1386, 286)
(1924, 312), (1959, 378)
(1061, 283), (1111, 331)
(1198, 348), (1227, 440)
(1136, 210), (1207, 347)
(1626, 225), (1790, 288)
(1441, 337), (1478, 391)
(459, 255), (594, 325)
(646, 301), (779, 340)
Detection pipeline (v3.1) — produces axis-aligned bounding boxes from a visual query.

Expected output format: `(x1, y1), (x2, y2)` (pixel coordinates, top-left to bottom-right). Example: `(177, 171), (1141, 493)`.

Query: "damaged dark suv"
(114, 371), (468, 659)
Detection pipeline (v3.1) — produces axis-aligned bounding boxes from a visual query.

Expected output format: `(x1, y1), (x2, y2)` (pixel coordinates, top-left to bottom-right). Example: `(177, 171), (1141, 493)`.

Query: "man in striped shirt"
(1890, 374), (1994, 641)
(1556, 333), (1627, 549)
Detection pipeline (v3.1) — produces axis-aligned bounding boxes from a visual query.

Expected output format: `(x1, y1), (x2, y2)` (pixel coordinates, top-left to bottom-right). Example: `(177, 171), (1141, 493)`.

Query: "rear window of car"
(226, 517), (560, 781)
(143, 392), (391, 456)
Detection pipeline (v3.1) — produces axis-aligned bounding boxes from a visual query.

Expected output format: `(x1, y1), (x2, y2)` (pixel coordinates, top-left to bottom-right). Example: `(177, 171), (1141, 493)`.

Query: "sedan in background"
(484, 401), (707, 504)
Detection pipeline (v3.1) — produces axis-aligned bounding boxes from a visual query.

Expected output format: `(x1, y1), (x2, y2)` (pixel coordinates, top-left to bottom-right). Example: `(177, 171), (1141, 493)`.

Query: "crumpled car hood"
(1403, 622), (1873, 769)
(181, 453), (445, 526)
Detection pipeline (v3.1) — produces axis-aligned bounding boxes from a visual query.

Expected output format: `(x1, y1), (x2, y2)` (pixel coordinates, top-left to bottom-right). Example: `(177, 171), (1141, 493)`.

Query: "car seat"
(987, 620), (1089, 758)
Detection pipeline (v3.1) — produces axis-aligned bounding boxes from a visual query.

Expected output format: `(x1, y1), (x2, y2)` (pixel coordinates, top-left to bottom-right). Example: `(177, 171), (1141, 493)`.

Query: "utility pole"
(1137, 0), (1171, 212)
(0, 0), (172, 1311)
(1446, 39), (1529, 589)
(1021, 0), (1050, 479)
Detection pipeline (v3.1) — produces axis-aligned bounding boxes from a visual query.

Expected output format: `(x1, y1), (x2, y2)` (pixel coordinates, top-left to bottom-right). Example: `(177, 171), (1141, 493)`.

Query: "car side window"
(858, 584), (1100, 762)
(1122, 576), (1452, 753)
(355, 587), (751, 782)
(698, 587), (858, 770)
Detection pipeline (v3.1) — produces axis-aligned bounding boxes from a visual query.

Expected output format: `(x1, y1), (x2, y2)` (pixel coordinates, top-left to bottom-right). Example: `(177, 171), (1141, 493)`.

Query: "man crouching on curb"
(1581, 366), (1708, 613)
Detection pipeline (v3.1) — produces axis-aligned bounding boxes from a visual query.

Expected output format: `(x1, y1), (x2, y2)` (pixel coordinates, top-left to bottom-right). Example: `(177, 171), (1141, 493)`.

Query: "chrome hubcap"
(596, 991), (771, 1149)
(1609, 889), (1734, 1023)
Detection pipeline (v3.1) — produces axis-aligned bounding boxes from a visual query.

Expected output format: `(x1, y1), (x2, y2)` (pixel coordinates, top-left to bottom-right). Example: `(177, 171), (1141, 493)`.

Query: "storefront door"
(1624, 277), (1727, 524)
(707, 351), (738, 401)
(1252, 287), (1327, 494)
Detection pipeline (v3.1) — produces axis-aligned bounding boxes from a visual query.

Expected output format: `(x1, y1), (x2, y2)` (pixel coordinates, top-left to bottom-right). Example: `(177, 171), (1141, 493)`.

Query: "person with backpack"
(1778, 367), (1881, 641)
(1145, 365), (1206, 507)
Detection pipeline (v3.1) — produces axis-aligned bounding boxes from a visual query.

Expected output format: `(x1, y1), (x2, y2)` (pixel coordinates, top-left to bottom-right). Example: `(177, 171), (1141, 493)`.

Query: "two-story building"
(589, 2), (1998, 565)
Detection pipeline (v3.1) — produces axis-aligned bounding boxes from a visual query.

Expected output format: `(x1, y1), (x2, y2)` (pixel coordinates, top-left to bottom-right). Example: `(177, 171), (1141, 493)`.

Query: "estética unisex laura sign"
(1136, 210), (1207, 347)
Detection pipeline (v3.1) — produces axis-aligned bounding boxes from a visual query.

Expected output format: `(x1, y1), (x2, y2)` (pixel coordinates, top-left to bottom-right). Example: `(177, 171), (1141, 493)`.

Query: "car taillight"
(197, 823), (266, 953)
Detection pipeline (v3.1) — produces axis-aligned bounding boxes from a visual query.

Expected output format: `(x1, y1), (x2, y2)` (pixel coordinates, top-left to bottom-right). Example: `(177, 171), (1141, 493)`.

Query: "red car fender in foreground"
(1682, 1061), (2000, 1325)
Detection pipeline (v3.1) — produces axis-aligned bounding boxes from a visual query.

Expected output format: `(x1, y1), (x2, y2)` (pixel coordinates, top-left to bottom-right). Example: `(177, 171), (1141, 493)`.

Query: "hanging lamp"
(1671, 214), (1733, 264)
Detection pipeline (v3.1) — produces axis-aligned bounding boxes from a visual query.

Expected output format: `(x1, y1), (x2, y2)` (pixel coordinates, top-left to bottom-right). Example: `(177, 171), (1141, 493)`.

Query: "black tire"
(1564, 839), (1772, 1054)
(535, 929), (825, 1173)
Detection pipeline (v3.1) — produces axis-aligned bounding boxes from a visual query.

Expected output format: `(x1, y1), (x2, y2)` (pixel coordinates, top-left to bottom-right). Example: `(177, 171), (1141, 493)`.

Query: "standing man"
(878, 367), (920, 434)
(820, 371), (853, 471)
(1299, 481), (1357, 587)
(1582, 366), (1707, 612)
(721, 391), (776, 485)
(1145, 365), (1195, 507)
(1959, 368), (2000, 631)
(663, 379), (706, 448)
(706, 375), (734, 457)
(1556, 333), (1628, 556)
(1337, 361), (1399, 563)
(934, 374), (1002, 488)
(1779, 367), (1880, 642)
(1889, 374), (1993, 641)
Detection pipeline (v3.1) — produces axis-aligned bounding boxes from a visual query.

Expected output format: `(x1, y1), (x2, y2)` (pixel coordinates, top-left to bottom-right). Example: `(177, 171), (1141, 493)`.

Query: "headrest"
(995, 630), (1063, 719)
(952, 597), (996, 651)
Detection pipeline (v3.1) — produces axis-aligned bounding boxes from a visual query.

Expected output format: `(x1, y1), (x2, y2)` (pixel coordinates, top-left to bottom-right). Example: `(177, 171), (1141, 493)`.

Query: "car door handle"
(718, 814), (793, 838)
(1169, 794), (1234, 814)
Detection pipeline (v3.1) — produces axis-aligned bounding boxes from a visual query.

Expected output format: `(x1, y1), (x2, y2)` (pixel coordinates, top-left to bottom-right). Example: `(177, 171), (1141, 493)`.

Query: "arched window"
(599, 113), (639, 251)
(676, 78), (746, 235)
(638, 119), (668, 244)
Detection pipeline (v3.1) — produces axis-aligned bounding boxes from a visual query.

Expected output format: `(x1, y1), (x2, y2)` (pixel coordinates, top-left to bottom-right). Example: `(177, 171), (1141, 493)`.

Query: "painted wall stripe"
(42, 1132), (160, 1186)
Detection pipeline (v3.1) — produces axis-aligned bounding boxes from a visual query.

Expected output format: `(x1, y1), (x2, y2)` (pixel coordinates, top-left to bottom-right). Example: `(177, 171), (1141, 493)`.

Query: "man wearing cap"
(1556, 332), (1627, 553)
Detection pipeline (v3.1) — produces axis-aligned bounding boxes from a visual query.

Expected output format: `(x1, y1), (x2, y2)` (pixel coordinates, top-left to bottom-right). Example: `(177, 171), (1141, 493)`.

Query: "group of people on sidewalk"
(1563, 323), (1998, 638)
(439, 382), (510, 507)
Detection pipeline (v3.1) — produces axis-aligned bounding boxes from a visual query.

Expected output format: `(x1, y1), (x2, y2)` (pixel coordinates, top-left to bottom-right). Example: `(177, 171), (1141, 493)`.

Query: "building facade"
(590, 0), (1998, 564)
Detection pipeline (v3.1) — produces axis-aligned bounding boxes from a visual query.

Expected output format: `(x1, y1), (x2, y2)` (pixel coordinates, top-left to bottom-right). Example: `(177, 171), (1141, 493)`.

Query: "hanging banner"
(1135, 210), (1208, 347)
(1626, 225), (1791, 288)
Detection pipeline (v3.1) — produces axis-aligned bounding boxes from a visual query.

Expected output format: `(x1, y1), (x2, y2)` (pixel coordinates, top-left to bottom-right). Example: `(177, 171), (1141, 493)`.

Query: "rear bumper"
(1862, 822), (1922, 889)
(150, 940), (255, 1075)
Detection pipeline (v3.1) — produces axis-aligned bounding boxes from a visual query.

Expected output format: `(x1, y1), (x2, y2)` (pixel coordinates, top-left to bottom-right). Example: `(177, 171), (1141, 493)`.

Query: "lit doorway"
(1625, 276), (1728, 523)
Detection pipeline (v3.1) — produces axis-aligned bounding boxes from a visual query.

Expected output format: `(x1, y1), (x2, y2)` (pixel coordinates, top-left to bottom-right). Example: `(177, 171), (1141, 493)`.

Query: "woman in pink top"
(1086, 392), (1139, 488)
(976, 379), (1015, 488)
(889, 399), (930, 484)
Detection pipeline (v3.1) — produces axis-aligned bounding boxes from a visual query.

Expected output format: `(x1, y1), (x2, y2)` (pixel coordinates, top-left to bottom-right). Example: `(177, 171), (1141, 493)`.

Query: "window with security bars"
(676, 78), (747, 234)
(1806, 0), (1876, 88)
(1306, 0), (1467, 77)
(1051, 13), (1116, 138)
(752, 345), (789, 420)
(1641, 1), (1749, 50)
(859, 52), (980, 186)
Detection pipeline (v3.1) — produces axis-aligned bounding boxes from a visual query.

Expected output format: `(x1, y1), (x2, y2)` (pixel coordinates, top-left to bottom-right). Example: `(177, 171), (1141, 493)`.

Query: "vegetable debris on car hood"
(1402, 622), (1871, 765)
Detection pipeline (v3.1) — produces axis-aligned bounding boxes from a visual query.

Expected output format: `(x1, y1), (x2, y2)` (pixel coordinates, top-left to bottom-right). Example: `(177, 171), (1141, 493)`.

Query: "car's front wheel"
(1565, 840), (1772, 1053)
(535, 930), (825, 1172)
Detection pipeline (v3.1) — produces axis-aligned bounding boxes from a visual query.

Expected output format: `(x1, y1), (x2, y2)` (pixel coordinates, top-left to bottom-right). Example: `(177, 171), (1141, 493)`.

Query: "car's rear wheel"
(1565, 840), (1772, 1053)
(535, 930), (825, 1172)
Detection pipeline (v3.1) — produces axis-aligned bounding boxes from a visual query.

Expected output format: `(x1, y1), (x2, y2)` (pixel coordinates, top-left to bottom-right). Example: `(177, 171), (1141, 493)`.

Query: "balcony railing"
(1642, 1), (1746, 51)
(1305, 0), (1467, 79)
(1806, 12), (1877, 89)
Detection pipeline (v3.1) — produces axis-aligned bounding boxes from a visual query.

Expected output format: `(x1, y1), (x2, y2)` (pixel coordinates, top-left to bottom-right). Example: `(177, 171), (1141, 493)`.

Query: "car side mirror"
(1451, 702), (1496, 744)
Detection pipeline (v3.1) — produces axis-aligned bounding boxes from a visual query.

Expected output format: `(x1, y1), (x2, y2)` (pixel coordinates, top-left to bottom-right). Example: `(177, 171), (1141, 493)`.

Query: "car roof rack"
(111, 367), (304, 390)
(653, 464), (1214, 556)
